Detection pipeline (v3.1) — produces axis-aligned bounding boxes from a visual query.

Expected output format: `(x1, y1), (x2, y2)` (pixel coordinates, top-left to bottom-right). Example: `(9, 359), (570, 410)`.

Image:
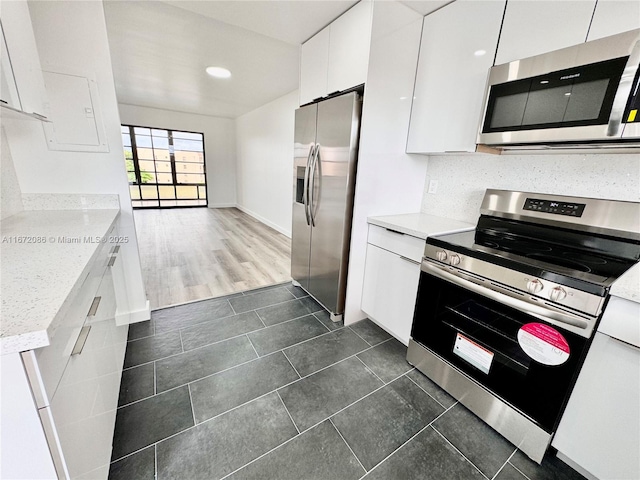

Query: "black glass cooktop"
(427, 216), (640, 295)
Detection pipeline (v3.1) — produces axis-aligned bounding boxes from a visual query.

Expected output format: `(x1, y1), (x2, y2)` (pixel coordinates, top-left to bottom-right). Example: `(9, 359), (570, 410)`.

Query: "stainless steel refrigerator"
(291, 91), (362, 322)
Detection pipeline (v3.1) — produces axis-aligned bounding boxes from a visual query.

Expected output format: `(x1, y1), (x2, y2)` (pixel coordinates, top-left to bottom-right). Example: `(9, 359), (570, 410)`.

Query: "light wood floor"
(134, 207), (292, 310)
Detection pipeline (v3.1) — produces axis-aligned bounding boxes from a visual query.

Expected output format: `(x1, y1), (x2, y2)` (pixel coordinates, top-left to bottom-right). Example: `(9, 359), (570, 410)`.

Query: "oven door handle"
(421, 261), (590, 331)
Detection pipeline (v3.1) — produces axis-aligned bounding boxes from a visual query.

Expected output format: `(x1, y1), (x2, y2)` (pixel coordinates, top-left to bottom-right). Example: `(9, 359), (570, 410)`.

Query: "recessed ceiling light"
(206, 66), (231, 78)
(474, 50), (487, 56)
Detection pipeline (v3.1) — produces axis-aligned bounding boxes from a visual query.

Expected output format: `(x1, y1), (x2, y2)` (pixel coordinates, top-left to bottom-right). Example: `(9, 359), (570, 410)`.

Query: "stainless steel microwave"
(477, 29), (640, 149)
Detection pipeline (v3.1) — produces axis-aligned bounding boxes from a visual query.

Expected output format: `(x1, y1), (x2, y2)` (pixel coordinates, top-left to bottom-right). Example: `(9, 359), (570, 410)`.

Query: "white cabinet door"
(0, 1), (48, 117)
(553, 332), (640, 480)
(49, 260), (127, 479)
(495, 1), (596, 65)
(587, 0), (640, 41)
(0, 23), (21, 110)
(300, 27), (330, 105)
(406, 1), (505, 154)
(327, 0), (373, 95)
(361, 243), (421, 345)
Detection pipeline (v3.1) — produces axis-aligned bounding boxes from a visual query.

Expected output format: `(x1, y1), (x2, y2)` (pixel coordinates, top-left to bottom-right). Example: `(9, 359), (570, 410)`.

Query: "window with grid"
(122, 125), (208, 208)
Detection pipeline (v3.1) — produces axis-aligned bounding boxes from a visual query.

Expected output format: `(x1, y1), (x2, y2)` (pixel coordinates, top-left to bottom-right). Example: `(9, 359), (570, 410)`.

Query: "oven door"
(411, 265), (589, 433)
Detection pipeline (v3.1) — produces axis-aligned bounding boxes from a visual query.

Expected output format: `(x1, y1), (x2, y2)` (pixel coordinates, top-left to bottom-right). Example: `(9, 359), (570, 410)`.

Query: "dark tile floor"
(109, 282), (587, 480)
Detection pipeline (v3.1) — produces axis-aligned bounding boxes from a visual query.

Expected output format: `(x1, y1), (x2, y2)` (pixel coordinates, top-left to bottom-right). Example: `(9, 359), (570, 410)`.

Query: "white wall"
(422, 153), (640, 223)
(343, 2), (427, 325)
(2, 0), (148, 319)
(117, 104), (237, 207)
(235, 90), (298, 236)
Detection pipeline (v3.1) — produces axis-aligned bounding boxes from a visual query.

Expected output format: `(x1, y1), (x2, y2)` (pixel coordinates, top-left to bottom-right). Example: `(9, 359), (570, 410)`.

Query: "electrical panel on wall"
(41, 69), (109, 152)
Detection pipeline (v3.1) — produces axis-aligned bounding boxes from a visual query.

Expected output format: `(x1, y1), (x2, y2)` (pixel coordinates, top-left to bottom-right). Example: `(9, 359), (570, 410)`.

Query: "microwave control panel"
(523, 199), (586, 217)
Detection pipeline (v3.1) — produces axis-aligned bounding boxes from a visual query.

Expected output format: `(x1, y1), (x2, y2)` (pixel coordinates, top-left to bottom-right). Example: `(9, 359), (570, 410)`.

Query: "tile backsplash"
(421, 153), (640, 223)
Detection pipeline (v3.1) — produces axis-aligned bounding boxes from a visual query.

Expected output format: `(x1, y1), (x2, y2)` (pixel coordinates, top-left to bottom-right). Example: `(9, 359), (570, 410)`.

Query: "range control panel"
(523, 198), (586, 217)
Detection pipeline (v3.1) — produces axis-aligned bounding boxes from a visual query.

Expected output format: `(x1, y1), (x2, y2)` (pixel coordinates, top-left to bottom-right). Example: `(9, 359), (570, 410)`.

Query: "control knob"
(436, 250), (448, 262)
(526, 279), (544, 294)
(549, 286), (567, 302)
(450, 254), (461, 266)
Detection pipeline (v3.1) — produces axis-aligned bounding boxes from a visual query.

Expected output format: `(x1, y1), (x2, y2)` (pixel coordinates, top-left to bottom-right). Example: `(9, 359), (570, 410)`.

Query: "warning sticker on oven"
(453, 333), (494, 374)
(517, 323), (570, 366)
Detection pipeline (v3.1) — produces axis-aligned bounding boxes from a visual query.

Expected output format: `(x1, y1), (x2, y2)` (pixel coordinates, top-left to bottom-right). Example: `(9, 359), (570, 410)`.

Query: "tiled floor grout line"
(329, 417), (368, 475)
(130, 292), (307, 343)
(227, 299), (237, 316)
(276, 390), (301, 435)
(430, 424), (492, 480)
(347, 325), (375, 347)
(154, 444), (158, 480)
(187, 383), (197, 426)
(356, 400), (460, 480)
(491, 448), (519, 480)
(153, 361), (157, 396)
(245, 335), (261, 359)
(296, 367), (411, 437)
(281, 350), (302, 379)
(509, 461), (535, 480)
(118, 334), (393, 411)
(403, 370), (449, 410)
(354, 355), (386, 384)
(178, 330), (185, 353)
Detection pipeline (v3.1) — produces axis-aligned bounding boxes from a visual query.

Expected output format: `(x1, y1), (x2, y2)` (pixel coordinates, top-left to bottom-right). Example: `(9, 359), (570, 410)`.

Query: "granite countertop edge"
(1, 209), (120, 355)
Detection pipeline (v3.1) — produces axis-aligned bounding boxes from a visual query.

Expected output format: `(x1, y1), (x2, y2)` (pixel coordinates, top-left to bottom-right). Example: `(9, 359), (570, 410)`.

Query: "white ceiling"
(104, 1), (449, 119)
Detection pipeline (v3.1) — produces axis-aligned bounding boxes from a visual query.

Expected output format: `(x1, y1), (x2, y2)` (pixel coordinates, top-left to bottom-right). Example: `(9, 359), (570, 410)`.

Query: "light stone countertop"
(367, 213), (475, 240)
(1, 209), (119, 355)
(610, 262), (640, 304)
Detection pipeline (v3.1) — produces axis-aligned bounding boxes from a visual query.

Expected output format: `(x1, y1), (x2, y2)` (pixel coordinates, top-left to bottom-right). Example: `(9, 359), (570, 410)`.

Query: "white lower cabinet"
(553, 299), (640, 480)
(2, 241), (127, 480)
(361, 225), (423, 345)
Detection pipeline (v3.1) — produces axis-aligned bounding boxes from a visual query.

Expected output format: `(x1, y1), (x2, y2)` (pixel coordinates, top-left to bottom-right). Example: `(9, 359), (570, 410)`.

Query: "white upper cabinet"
(300, 27), (330, 106)
(587, 0), (640, 41)
(0, 1), (48, 118)
(495, 1), (596, 65)
(406, 1), (505, 154)
(299, 0), (372, 105)
(326, 0), (373, 95)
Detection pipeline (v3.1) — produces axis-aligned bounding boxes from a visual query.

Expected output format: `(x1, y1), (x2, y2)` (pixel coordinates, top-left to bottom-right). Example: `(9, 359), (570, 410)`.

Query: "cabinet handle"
(110, 245), (120, 254)
(0, 99), (8, 105)
(385, 228), (405, 235)
(107, 256), (116, 267)
(87, 296), (101, 316)
(31, 112), (48, 121)
(399, 256), (420, 265)
(71, 326), (91, 355)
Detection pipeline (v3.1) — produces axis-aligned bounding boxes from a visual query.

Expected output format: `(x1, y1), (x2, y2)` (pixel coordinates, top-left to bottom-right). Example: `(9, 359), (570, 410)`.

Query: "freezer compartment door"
(291, 103), (317, 288)
(308, 92), (361, 314)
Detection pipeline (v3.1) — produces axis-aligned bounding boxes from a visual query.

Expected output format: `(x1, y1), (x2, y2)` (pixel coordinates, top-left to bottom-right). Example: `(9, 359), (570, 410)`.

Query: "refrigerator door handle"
(303, 144), (314, 225)
(309, 143), (320, 227)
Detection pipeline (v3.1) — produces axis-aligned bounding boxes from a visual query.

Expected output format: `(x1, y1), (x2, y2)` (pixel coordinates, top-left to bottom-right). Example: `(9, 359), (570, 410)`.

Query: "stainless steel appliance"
(477, 28), (640, 149)
(407, 190), (640, 463)
(291, 91), (362, 322)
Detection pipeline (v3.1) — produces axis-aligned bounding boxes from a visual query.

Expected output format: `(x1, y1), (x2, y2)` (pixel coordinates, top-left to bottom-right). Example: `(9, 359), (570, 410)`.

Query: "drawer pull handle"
(385, 228), (405, 235)
(88, 296), (101, 316)
(110, 245), (120, 254)
(71, 326), (91, 355)
(108, 256), (116, 267)
(399, 255), (420, 265)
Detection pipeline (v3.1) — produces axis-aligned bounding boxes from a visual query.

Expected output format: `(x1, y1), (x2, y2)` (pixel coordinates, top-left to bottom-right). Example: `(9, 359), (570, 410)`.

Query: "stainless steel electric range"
(407, 189), (640, 463)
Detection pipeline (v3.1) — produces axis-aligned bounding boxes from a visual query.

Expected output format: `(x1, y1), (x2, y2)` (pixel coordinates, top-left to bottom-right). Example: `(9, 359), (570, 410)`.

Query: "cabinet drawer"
(367, 224), (425, 263)
(32, 228), (115, 406)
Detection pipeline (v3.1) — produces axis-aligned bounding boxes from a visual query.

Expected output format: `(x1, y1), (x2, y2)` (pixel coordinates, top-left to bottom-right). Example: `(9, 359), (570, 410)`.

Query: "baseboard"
(208, 203), (237, 208)
(234, 204), (291, 238)
(115, 300), (151, 326)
